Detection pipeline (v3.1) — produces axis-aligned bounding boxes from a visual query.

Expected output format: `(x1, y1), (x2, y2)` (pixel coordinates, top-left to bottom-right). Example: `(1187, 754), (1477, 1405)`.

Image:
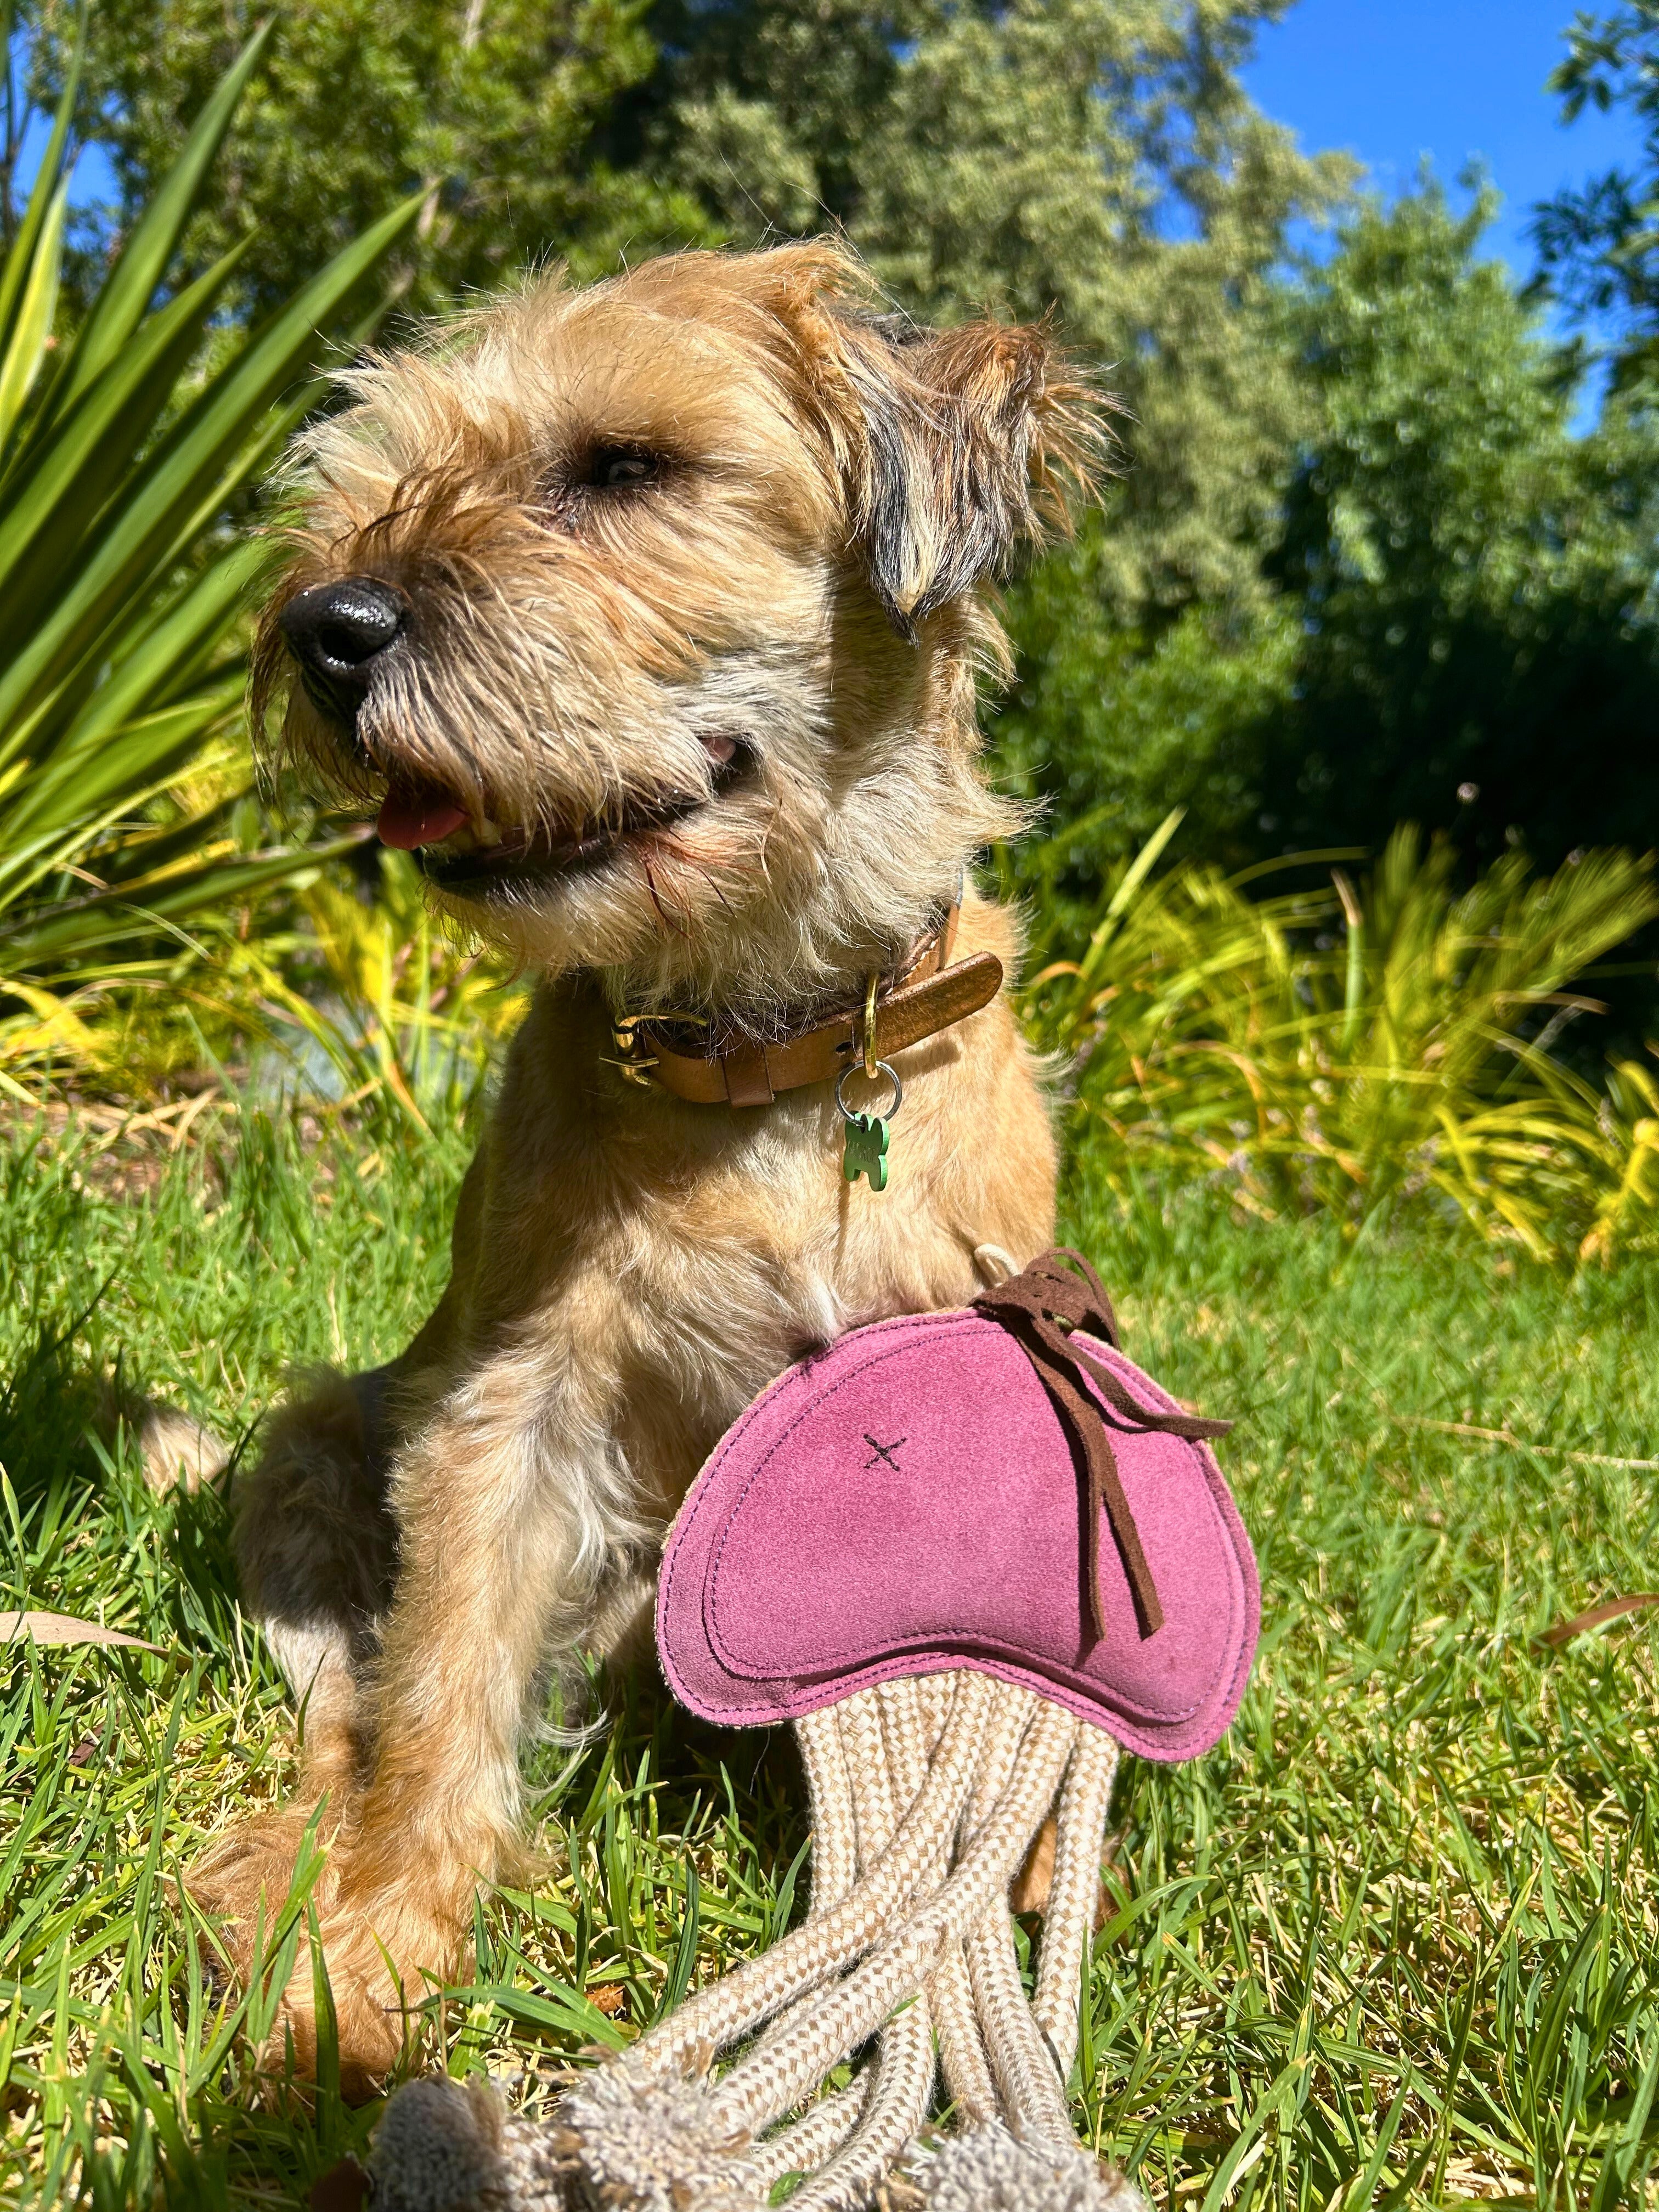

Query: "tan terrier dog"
(189, 241), (1106, 2094)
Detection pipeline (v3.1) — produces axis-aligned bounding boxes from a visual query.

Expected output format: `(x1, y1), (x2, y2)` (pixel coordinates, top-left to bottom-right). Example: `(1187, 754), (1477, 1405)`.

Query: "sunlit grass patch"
(2, 1115), (1656, 2205)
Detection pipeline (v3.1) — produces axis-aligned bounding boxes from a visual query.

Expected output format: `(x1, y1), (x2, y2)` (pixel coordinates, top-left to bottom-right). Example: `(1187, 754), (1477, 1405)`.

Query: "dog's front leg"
(270, 1359), (631, 2093)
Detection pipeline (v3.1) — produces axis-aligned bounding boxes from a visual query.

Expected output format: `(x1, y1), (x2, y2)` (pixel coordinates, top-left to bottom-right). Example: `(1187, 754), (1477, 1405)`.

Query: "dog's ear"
(741, 241), (1110, 636)
(831, 312), (1111, 637)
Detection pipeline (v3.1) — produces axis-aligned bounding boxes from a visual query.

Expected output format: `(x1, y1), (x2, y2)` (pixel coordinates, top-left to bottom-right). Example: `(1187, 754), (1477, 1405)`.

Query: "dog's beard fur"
(252, 244), (1107, 1024)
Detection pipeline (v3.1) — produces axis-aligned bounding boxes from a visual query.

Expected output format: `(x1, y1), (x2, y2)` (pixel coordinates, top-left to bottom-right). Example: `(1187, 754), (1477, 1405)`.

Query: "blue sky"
(1242, 0), (1646, 283)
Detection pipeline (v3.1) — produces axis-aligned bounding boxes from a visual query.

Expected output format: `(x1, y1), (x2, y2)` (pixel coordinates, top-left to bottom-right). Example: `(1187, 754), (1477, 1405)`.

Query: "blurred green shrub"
(1019, 817), (1659, 1264)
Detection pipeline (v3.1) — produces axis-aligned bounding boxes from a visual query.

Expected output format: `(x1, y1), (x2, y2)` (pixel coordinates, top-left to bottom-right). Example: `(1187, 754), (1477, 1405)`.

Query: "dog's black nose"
(279, 577), (407, 699)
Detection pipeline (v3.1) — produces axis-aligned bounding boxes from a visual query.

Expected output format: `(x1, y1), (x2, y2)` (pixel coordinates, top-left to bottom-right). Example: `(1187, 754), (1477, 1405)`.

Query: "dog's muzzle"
(280, 577), (408, 724)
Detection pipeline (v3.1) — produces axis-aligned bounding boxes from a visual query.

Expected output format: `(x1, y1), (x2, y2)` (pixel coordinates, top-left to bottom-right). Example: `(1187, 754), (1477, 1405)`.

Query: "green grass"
(2, 1107), (1657, 2207)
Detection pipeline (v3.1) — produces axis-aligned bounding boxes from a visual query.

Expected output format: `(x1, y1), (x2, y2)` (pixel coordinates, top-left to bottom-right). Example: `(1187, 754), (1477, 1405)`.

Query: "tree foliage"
(1260, 184), (1659, 867)
(19, 0), (709, 318)
(994, 182), (1659, 915)
(1530, 1), (1659, 390)
(613, 0), (1352, 619)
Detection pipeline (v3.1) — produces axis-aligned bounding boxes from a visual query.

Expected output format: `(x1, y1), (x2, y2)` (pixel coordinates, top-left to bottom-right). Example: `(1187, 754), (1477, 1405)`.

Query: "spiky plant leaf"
(0, 25), (421, 1090)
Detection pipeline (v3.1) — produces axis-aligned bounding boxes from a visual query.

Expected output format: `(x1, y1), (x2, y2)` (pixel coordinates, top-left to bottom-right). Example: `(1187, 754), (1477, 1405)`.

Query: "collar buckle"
(608, 1013), (661, 1088)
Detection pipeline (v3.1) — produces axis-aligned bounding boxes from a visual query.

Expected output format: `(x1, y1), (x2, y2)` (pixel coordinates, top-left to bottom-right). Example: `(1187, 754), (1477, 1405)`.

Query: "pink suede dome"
(657, 1304), (1259, 1764)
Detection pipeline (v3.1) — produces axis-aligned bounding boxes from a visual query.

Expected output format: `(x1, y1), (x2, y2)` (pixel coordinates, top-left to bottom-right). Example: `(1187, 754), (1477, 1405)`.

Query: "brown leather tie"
(974, 1249), (1234, 1644)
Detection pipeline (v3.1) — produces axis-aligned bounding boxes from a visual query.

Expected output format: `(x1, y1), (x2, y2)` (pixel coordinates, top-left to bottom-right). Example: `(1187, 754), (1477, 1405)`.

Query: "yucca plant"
(1022, 817), (1659, 1261)
(0, 12), (421, 1094)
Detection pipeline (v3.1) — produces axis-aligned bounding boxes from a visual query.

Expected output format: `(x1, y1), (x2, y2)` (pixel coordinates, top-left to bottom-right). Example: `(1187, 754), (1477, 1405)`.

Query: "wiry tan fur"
(192, 241), (1110, 2098)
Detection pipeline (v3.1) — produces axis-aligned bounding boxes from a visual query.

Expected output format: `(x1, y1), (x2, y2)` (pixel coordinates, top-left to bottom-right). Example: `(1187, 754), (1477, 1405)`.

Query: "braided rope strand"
(966, 1902), (1075, 2146)
(798, 1701), (859, 1912)
(1033, 1725), (1119, 2078)
(743, 2079), (872, 2192)
(784, 1996), (937, 2212)
(631, 1672), (995, 2080)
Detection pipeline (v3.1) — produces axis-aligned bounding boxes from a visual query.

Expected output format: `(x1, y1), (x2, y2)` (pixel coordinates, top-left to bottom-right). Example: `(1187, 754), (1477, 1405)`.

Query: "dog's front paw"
(263, 1928), (405, 2102)
(191, 1808), (476, 2095)
(188, 1807), (340, 1982)
(265, 1893), (469, 2101)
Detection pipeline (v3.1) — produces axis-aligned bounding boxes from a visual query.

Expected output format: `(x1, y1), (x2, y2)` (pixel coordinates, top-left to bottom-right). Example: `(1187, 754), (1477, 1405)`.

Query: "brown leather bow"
(973, 1248), (1233, 1645)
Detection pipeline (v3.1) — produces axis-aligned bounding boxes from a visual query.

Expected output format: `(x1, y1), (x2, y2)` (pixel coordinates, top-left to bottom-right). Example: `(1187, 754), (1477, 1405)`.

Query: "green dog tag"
(842, 1112), (889, 1192)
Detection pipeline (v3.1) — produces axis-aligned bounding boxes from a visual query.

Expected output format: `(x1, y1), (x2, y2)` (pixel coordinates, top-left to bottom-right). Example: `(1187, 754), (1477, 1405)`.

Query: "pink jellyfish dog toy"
(366, 1250), (1260, 2212)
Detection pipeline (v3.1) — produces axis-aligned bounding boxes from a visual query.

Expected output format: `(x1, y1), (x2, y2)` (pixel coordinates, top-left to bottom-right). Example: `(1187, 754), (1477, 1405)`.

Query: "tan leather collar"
(610, 895), (1003, 1108)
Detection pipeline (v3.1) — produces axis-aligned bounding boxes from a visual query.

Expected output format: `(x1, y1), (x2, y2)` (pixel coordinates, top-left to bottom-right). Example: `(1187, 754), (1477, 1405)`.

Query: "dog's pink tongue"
(376, 791), (467, 850)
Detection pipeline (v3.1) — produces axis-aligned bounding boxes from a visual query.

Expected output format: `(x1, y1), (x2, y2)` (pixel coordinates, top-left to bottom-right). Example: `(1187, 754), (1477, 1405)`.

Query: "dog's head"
(254, 243), (1107, 1008)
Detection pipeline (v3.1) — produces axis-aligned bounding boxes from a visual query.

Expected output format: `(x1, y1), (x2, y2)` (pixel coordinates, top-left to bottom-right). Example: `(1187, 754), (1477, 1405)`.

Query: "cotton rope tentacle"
(542, 1674), (995, 2212)
(848, 1686), (899, 1857)
(1033, 1724), (1120, 2075)
(653, 1677), (959, 2208)
(900, 1714), (1142, 2212)
(782, 1996), (935, 2212)
(703, 1692), (1078, 2140)
(697, 1677), (1081, 2210)
(926, 1941), (997, 2122)
(965, 1901), (1074, 2145)
(941, 1683), (1074, 2146)
(727, 1700), (876, 2190)
(742, 2080), (870, 2191)
(737, 1680), (946, 2206)
(914, 1668), (955, 1750)
(707, 1680), (957, 2146)
(772, 1681), (947, 2212)
(757, 1685), (937, 2212)
(798, 1700), (859, 1911)
(631, 1669), (996, 2083)
(628, 1681), (955, 2079)
(927, 1668), (1042, 2130)
(749, 1694), (874, 2119)
(958, 1723), (1121, 2149)
(916, 1671), (1002, 2126)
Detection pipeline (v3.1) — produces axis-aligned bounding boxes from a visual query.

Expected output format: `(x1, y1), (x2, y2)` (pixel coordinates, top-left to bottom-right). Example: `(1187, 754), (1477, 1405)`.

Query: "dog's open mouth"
(379, 737), (751, 895)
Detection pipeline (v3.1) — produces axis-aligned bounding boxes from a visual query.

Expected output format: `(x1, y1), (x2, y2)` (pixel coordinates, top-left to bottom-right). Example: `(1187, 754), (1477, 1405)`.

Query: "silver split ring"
(836, 1059), (903, 1123)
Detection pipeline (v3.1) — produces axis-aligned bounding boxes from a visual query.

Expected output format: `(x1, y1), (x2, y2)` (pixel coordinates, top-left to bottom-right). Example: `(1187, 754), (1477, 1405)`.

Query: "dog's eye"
(588, 447), (661, 490)
(536, 445), (668, 531)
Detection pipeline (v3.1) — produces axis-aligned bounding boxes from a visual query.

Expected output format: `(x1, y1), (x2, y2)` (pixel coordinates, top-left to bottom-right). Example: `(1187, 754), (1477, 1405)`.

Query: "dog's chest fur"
(402, 895), (1057, 1531)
